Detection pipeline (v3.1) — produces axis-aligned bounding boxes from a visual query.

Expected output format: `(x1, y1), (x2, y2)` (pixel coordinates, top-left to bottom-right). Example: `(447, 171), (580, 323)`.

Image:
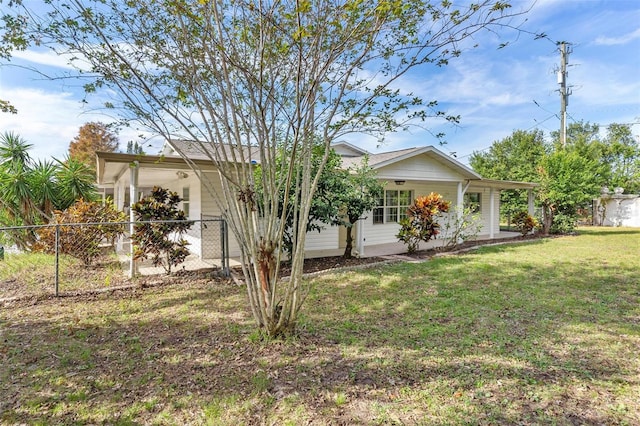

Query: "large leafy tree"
(69, 122), (119, 171)
(469, 129), (547, 220)
(473, 122), (618, 234)
(332, 156), (384, 259)
(255, 146), (346, 258)
(601, 123), (640, 193)
(2, 0), (532, 337)
(537, 149), (603, 234)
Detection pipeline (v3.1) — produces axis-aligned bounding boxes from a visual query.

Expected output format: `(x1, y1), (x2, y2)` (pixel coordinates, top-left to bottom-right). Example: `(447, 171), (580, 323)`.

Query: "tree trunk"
(541, 204), (553, 235)
(343, 224), (354, 259)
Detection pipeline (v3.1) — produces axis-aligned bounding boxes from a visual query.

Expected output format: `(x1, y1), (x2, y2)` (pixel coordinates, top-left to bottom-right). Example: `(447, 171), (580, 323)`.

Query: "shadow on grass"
(1, 233), (639, 424)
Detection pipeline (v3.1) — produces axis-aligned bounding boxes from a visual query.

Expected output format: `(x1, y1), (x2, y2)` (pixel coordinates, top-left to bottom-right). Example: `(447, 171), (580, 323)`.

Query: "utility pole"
(557, 42), (572, 147)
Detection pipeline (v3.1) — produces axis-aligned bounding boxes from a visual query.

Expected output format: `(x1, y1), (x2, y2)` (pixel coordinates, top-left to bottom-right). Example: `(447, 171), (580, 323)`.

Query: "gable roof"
(331, 141), (370, 157)
(341, 145), (483, 180)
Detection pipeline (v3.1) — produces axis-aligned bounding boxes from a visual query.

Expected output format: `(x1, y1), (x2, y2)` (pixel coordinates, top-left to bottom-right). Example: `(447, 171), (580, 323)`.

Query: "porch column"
(456, 182), (464, 244)
(456, 182), (464, 222)
(356, 216), (365, 257)
(489, 187), (496, 239)
(527, 189), (535, 216)
(129, 161), (139, 278)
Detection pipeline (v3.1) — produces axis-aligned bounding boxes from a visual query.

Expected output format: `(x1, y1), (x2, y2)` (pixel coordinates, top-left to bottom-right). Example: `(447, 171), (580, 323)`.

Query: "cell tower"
(556, 42), (573, 147)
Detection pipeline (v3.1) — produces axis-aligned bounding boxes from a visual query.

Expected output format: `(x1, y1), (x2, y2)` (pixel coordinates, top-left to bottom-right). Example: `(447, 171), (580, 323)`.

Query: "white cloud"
(11, 49), (84, 71)
(594, 28), (640, 46)
(0, 87), (143, 161)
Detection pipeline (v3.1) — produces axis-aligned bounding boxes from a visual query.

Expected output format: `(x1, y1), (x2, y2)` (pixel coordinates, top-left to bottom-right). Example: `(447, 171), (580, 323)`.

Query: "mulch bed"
(280, 232), (545, 276)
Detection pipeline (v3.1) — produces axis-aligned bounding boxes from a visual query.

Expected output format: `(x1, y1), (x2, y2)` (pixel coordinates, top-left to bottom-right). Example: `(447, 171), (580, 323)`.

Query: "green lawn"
(1, 227), (639, 425)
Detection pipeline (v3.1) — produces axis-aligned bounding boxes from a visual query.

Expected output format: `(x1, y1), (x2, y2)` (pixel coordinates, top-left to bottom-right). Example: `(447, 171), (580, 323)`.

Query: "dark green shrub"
(550, 212), (576, 234)
(131, 186), (193, 274)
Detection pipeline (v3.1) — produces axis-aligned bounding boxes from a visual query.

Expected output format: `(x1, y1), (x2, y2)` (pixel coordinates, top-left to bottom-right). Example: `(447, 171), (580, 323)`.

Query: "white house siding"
(305, 223), (340, 250)
(167, 173), (202, 257)
(199, 171), (243, 258)
(467, 186), (501, 236)
(375, 154), (467, 181)
(360, 181), (460, 247)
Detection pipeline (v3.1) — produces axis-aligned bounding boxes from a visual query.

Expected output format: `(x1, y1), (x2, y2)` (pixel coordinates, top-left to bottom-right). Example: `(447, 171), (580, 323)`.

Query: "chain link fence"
(0, 218), (228, 300)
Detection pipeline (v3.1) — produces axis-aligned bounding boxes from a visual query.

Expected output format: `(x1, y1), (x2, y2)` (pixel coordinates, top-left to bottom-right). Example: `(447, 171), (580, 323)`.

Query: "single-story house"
(593, 188), (640, 227)
(96, 140), (537, 262)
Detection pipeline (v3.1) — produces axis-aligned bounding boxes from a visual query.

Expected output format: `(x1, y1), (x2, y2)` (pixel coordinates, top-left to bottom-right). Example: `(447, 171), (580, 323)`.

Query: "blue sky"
(1, 0), (639, 164)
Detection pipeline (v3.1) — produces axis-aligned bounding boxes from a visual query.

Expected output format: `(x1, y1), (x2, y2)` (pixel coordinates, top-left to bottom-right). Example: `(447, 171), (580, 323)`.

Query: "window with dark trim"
(182, 186), (190, 217)
(464, 192), (481, 213)
(373, 190), (413, 224)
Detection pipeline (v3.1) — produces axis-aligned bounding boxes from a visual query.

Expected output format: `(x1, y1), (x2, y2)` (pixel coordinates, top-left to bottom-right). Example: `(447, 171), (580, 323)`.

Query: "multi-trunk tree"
(2, 0), (532, 337)
(332, 156), (384, 259)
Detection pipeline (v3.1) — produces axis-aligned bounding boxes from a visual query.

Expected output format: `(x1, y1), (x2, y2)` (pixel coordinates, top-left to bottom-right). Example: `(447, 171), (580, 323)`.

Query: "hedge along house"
(96, 140), (537, 265)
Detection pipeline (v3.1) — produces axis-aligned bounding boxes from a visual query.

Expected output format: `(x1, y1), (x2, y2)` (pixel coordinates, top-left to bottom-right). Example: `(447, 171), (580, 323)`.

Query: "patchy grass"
(0, 251), (131, 299)
(1, 227), (639, 424)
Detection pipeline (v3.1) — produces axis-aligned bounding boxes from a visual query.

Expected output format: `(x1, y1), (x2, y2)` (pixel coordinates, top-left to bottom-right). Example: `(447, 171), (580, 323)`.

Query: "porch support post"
(456, 182), (464, 222)
(129, 161), (139, 279)
(456, 182), (465, 244)
(356, 216), (365, 257)
(489, 187), (496, 239)
(527, 189), (535, 216)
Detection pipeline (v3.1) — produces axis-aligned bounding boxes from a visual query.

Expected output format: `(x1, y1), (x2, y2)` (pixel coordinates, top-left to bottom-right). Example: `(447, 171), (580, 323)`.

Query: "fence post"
(54, 224), (60, 297)
(220, 218), (229, 277)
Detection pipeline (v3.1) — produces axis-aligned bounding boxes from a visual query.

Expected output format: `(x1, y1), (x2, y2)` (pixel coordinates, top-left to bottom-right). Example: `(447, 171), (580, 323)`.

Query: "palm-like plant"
(0, 132), (36, 225)
(56, 157), (98, 209)
(0, 131), (32, 169)
(0, 133), (100, 248)
(29, 159), (59, 221)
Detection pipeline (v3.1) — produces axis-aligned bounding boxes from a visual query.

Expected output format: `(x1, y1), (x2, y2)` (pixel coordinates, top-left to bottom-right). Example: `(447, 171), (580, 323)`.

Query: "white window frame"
(373, 189), (413, 224)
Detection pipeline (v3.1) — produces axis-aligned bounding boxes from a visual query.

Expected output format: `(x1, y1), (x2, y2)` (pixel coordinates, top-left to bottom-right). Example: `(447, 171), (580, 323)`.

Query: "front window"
(373, 190), (413, 224)
(464, 192), (481, 213)
(182, 186), (190, 217)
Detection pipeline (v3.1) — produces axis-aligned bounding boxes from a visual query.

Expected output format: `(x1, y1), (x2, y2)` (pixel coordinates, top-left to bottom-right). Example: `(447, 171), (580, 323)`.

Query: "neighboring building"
(96, 141), (537, 260)
(593, 188), (640, 227)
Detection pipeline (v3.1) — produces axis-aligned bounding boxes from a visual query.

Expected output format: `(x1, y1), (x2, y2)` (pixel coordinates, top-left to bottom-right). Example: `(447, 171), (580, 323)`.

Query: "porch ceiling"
(96, 151), (216, 187)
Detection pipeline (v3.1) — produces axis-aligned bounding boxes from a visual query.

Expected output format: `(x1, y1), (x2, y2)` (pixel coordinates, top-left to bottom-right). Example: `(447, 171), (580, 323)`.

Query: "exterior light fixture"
(394, 180), (405, 186)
